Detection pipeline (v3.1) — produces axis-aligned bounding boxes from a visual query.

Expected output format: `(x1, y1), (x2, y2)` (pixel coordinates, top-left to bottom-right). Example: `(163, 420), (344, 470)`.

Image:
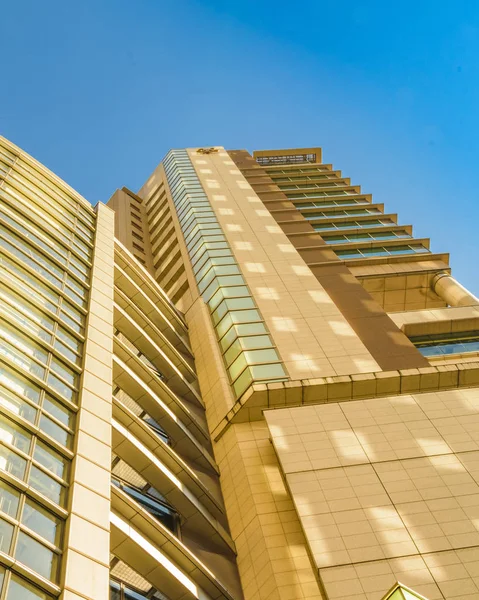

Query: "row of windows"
(286, 190), (357, 199)
(412, 333), (479, 357)
(0, 566), (52, 599)
(0, 479), (62, 583)
(0, 411), (69, 507)
(270, 174), (338, 183)
(0, 226), (88, 309)
(0, 285), (82, 365)
(0, 193), (92, 271)
(256, 153), (316, 165)
(0, 141), (90, 599)
(163, 151), (287, 397)
(112, 477), (179, 535)
(294, 198), (369, 210)
(313, 218), (394, 232)
(323, 230), (412, 244)
(0, 318), (79, 403)
(264, 166), (329, 175)
(0, 142), (95, 232)
(278, 181), (344, 191)
(110, 579), (160, 600)
(0, 366), (74, 449)
(335, 244), (429, 260)
(0, 178), (94, 249)
(301, 207), (381, 221)
(0, 253), (86, 335)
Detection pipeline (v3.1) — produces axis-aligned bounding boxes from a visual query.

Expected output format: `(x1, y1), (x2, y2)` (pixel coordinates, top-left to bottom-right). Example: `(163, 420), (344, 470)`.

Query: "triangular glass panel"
(381, 582), (429, 600)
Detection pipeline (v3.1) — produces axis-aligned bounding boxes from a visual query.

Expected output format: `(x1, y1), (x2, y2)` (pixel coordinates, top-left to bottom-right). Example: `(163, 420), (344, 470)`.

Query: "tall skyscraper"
(0, 137), (478, 600)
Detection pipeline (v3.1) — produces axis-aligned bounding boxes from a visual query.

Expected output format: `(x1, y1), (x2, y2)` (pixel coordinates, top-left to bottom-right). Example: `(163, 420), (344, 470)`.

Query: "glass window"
(6, 573), (52, 598)
(220, 322), (268, 353)
(125, 586), (150, 600)
(0, 387), (37, 424)
(15, 530), (58, 580)
(33, 440), (67, 479)
(413, 333), (479, 357)
(0, 517), (14, 553)
(110, 580), (122, 600)
(0, 445), (27, 479)
(0, 416), (31, 453)
(39, 414), (70, 447)
(49, 357), (76, 387)
(28, 465), (63, 505)
(0, 480), (20, 517)
(224, 335), (273, 366)
(22, 498), (61, 545)
(229, 348), (281, 381)
(47, 373), (75, 402)
(208, 286), (250, 312)
(0, 366), (40, 404)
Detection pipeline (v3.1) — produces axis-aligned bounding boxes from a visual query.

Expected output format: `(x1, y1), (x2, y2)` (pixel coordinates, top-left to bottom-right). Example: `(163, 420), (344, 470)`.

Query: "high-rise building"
(0, 138), (478, 600)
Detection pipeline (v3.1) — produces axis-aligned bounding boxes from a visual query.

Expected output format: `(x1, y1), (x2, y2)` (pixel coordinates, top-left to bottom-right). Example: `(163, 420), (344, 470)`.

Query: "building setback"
(0, 138), (478, 600)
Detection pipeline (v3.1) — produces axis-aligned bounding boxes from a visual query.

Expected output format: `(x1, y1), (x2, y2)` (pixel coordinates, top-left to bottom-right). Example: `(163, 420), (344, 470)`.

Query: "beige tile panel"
(185, 296), (236, 432)
(214, 421), (325, 600)
(321, 547), (479, 600)
(189, 148), (380, 380)
(320, 555), (443, 600)
(61, 203), (114, 599)
(266, 387), (479, 598)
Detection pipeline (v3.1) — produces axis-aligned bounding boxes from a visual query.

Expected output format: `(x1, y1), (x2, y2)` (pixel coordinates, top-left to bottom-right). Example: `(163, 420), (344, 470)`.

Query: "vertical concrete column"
(61, 203), (115, 600)
(432, 272), (479, 307)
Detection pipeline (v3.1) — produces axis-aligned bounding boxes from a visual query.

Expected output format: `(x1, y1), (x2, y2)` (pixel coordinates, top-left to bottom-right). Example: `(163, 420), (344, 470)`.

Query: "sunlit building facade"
(0, 138), (478, 600)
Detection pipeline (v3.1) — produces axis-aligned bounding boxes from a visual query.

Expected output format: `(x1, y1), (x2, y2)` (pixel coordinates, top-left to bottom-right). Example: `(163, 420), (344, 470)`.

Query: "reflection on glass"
(0, 445), (27, 479)
(0, 479), (20, 517)
(22, 498), (61, 545)
(6, 573), (51, 599)
(43, 395), (72, 428)
(28, 465), (62, 505)
(15, 530), (58, 581)
(33, 441), (67, 479)
(0, 415), (31, 453)
(39, 415), (70, 448)
(0, 387), (37, 423)
(0, 517), (13, 553)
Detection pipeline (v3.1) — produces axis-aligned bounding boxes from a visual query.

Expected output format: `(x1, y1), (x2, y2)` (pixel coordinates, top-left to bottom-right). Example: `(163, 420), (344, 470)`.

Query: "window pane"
(49, 357), (76, 386)
(0, 366), (41, 404)
(0, 445), (27, 479)
(39, 415), (70, 447)
(33, 441), (67, 479)
(0, 479), (20, 517)
(0, 387), (37, 423)
(0, 516), (14, 553)
(42, 395), (73, 428)
(15, 531), (58, 580)
(22, 498), (61, 545)
(109, 581), (121, 600)
(0, 415), (31, 453)
(47, 373), (75, 402)
(125, 587), (150, 600)
(28, 465), (62, 505)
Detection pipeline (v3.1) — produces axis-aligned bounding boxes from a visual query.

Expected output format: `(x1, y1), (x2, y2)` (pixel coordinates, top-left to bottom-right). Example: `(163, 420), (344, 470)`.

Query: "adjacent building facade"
(0, 137), (478, 600)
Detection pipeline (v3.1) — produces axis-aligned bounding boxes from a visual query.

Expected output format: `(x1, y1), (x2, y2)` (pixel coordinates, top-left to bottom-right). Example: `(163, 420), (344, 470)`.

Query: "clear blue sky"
(1, 0), (478, 293)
